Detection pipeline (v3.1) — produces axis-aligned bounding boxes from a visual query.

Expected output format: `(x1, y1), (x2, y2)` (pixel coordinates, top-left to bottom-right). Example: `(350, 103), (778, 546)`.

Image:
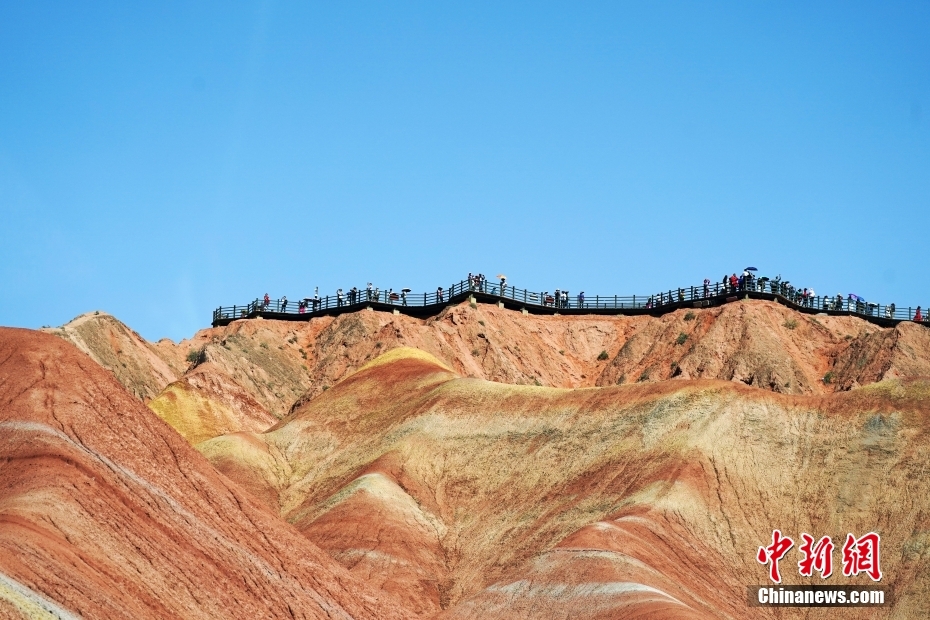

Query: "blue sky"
(2, 2), (927, 341)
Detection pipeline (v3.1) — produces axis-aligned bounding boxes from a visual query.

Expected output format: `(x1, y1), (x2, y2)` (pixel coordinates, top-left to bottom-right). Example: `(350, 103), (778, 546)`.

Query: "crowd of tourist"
(249, 269), (925, 323)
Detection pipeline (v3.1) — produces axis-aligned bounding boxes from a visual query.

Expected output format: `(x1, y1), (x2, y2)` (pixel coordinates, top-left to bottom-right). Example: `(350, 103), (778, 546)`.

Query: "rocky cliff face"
(0, 328), (415, 620)
(33, 300), (930, 619)
(51, 301), (930, 445)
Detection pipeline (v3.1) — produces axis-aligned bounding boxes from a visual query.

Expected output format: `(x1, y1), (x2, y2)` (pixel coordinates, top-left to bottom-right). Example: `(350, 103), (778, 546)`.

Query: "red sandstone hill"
(32, 301), (930, 618)
(0, 328), (414, 620)
(203, 347), (930, 619)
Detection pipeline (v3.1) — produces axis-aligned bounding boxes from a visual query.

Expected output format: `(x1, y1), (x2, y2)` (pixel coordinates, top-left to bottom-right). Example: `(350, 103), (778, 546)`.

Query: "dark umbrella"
(401, 288), (412, 293)
(759, 276), (770, 282)
(745, 267), (758, 271)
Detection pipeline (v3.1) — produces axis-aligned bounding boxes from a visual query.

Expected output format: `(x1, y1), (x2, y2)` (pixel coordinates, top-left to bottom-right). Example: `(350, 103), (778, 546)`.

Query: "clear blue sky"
(2, 2), (928, 341)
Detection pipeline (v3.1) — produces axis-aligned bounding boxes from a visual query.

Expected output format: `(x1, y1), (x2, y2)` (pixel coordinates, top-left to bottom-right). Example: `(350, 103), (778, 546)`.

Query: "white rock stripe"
(0, 571), (81, 620)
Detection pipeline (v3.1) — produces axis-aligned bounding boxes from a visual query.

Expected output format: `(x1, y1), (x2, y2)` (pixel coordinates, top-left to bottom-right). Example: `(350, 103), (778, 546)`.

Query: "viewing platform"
(212, 277), (927, 329)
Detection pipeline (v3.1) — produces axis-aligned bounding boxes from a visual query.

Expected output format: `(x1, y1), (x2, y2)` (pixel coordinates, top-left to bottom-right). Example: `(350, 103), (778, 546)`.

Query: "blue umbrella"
(745, 266), (758, 271)
(849, 294), (860, 300)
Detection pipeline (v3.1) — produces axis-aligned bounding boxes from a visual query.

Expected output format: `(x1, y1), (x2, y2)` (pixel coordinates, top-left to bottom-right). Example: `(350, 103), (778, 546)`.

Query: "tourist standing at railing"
(367, 283), (373, 301)
(578, 291), (585, 308)
(500, 276), (507, 297)
(401, 290), (407, 306)
(915, 307), (923, 322)
(280, 296), (288, 312)
(703, 278), (710, 298)
(337, 288), (344, 307)
(437, 286), (444, 303)
(263, 293), (270, 311)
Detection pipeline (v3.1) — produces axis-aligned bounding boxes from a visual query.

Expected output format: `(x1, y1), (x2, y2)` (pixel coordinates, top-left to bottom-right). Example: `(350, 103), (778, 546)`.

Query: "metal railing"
(212, 276), (927, 326)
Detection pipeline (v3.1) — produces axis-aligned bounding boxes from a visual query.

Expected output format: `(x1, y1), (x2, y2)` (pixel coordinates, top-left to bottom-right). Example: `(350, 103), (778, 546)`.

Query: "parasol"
(745, 267), (758, 271)
(497, 274), (507, 279)
(401, 288), (411, 293)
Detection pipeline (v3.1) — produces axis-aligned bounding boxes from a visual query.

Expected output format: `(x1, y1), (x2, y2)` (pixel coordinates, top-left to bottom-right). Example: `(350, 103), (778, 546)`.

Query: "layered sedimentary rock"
(53, 301), (930, 446)
(0, 328), (414, 620)
(203, 346), (930, 619)
(33, 301), (930, 618)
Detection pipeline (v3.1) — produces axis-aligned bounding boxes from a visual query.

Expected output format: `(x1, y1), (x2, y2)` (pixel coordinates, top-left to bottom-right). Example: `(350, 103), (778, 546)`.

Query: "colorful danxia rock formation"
(4, 297), (927, 618)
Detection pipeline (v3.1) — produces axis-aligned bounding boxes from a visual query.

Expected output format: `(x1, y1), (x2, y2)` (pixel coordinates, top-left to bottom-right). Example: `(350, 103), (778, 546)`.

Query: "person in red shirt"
(915, 306), (923, 322)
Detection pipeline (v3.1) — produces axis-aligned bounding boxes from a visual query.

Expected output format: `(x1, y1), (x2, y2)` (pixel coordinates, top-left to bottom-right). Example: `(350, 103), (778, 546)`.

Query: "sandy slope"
(43, 312), (186, 402)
